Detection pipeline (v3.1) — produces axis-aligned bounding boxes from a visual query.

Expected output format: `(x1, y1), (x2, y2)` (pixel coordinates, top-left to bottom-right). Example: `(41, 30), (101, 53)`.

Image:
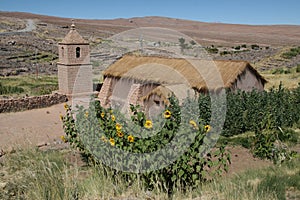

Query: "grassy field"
(261, 65), (300, 90)
(0, 75), (58, 97)
(0, 146), (299, 200)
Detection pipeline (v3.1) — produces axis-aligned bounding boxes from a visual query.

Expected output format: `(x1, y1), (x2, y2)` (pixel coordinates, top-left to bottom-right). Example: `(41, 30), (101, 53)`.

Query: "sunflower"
(100, 112), (105, 118)
(128, 135), (134, 143)
(63, 103), (69, 110)
(59, 114), (64, 121)
(144, 120), (153, 129)
(204, 125), (211, 132)
(85, 111), (89, 118)
(101, 136), (107, 142)
(117, 131), (124, 138)
(109, 138), (115, 146)
(111, 115), (116, 121)
(189, 120), (198, 129)
(164, 110), (172, 119)
(116, 123), (122, 131)
(60, 135), (67, 143)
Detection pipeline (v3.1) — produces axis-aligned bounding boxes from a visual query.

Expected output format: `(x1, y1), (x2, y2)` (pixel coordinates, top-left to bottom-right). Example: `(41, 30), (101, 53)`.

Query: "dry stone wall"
(0, 93), (67, 113)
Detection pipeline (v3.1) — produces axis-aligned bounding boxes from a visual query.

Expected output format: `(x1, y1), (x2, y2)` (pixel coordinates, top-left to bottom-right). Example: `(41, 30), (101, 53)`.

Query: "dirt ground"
(0, 104), (271, 175)
(0, 103), (66, 150)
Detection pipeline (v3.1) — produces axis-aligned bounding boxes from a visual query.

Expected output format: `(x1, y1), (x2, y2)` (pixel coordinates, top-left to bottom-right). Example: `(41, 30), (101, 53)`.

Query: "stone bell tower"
(57, 21), (92, 98)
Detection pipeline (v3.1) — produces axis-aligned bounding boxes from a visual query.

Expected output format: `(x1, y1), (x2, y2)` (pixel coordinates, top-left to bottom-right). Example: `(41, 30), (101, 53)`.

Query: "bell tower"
(57, 21), (92, 98)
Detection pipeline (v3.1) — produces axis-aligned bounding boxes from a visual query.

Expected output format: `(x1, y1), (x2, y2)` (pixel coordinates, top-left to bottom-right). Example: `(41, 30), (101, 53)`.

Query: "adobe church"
(57, 23), (266, 111)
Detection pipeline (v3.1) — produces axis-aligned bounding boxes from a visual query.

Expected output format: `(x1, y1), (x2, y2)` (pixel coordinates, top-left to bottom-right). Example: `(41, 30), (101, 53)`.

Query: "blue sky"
(0, 0), (299, 25)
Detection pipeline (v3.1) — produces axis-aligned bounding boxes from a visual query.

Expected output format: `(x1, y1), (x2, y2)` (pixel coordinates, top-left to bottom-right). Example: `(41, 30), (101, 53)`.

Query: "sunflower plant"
(61, 96), (231, 193)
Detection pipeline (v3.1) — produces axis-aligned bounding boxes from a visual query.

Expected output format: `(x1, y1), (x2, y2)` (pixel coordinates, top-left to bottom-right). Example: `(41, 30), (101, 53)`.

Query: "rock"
(0, 182), (7, 189)
(0, 149), (5, 157)
(7, 147), (16, 154)
(37, 142), (47, 148)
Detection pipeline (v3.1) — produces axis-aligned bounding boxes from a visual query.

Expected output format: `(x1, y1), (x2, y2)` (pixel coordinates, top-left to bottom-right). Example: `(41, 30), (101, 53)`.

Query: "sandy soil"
(0, 103), (66, 150)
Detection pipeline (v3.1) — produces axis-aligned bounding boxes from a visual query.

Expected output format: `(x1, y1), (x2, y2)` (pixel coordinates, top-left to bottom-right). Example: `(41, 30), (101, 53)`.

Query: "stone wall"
(0, 93), (68, 113)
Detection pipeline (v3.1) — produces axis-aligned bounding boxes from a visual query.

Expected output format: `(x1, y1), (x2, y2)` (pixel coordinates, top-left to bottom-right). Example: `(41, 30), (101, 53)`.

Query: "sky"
(0, 0), (300, 25)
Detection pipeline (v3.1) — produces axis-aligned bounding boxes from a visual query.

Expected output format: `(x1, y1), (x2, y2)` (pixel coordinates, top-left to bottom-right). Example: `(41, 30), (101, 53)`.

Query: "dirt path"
(0, 103), (65, 150)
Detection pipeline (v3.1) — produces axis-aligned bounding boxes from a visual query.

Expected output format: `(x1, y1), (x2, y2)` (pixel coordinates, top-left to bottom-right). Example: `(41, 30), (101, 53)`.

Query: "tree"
(190, 40), (196, 46)
(178, 37), (187, 53)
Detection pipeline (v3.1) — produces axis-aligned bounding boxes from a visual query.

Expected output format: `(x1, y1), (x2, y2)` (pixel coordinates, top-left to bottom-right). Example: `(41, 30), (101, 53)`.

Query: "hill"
(0, 11), (300, 87)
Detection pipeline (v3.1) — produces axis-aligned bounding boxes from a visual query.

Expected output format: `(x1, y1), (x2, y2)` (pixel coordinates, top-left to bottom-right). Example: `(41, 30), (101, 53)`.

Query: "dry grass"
(0, 147), (299, 200)
(261, 71), (300, 90)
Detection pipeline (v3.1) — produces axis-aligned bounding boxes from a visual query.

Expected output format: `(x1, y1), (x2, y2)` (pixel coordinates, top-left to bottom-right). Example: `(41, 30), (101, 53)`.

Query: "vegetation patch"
(281, 46), (300, 59)
(61, 97), (231, 194)
(0, 147), (299, 199)
(0, 75), (58, 97)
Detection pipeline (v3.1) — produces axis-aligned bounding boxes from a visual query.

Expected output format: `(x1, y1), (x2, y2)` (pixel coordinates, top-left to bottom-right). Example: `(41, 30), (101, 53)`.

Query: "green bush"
(206, 47), (219, 54)
(251, 128), (297, 164)
(251, 44), (260, 50)
(296, 64), (300, 73)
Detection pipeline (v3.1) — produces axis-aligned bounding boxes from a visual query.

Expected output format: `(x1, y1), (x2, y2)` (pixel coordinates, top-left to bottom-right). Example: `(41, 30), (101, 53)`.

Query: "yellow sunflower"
(117, 131), (124, 138)
(204, 125), (211, 132)
(63, 103), (68, 110)
(100, 112), (105, 118)
(59, 114), (64, 121)
(111, 115), (116, 121)
(116, 123), (122, 131)
(189, 120), (198, 129)
(101, 136), (107, 142)
(128, 135), (134, 143)
(60, 135), (67, 143)
(85, 111), (89, 118)
(164, 110), (172, 119)
(109, 138), (115, 146)
(144, 120), (153, 129)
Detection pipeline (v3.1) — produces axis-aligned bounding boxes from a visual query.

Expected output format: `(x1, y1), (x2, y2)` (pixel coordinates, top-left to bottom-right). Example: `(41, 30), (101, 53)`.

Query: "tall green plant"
(61, 96), (231, 193)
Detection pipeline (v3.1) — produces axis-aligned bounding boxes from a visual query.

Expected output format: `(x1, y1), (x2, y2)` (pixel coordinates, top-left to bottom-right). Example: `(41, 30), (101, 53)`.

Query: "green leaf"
(178, 169), (184, 178)
(192, 174), (198, 181)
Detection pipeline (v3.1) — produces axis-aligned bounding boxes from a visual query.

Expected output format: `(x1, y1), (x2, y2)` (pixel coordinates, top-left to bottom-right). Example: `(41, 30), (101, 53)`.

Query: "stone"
(0, 182), (7, 189)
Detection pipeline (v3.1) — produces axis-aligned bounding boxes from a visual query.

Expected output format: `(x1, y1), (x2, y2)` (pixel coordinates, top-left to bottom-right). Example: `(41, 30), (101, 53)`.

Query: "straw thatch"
(103, 55), (266, 92)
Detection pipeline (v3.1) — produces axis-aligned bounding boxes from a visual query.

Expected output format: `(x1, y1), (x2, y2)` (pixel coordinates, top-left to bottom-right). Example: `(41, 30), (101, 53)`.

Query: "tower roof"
(59, 21), (88, 45)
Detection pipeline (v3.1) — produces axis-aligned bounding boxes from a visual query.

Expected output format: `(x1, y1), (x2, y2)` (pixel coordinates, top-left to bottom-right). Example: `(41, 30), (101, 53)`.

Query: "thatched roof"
(103, 55), (266, 92)
(140, 84), (194, 104)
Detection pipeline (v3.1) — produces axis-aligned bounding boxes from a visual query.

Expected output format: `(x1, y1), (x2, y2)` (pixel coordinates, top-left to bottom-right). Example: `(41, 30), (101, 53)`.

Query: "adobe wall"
(0, 93), (67, 113)
(234, 68), (264, 92)
(58, 44), (90, 65)
(57, 64), (92, 95)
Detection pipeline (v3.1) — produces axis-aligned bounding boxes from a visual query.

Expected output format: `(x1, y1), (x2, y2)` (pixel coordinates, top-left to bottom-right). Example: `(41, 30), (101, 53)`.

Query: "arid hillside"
(0, 11), (300, 79)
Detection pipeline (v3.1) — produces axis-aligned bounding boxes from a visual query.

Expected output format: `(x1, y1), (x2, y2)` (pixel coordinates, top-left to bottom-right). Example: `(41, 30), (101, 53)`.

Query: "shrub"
(251, 44), (260, 50)
(206, 47), (219, 54)
(296, 64), (300, 73)
(220, 51), (230, 56)
(281, 46), (300, 59)
(251, 128), (298, 164)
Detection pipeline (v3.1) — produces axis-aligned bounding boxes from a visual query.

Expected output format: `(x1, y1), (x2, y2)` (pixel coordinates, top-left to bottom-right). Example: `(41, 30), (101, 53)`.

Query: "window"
(154, 100), (160, 106)
(76, 47), (80, 58)
(61, 47), (64, 57)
